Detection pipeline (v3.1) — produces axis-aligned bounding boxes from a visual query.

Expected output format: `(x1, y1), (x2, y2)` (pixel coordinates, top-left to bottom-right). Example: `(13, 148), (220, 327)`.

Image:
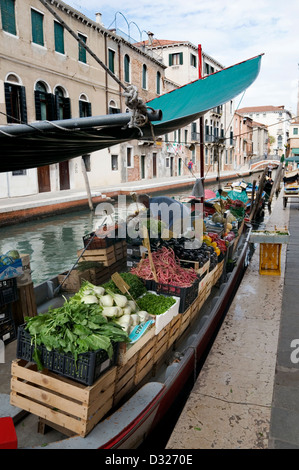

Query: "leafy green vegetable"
(101, 272), (147, 300)
(24, 298), (130, 370)
(137, 293), (176, 315)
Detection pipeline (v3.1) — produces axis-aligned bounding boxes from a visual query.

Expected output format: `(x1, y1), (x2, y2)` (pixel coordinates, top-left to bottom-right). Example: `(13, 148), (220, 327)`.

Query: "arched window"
(79, 93), (91, 117)
(4, 73), (27, 123)
(156, 71), (161, 95)
(124, 54), (130, 83)
(54, 86), (71, 120)
(142, 64), (147, 89)
(35, 80), (54, 121)
(108, 99), (120, 114)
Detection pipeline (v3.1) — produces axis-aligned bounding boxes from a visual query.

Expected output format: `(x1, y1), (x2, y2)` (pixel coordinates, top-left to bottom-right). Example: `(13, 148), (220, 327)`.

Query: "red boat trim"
(98, 385), (166, 449)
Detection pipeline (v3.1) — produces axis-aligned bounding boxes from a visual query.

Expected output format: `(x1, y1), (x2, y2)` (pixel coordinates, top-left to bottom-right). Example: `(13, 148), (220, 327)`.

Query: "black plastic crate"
(17, 324), (119, 386)
(0, 318), (16, 345)
(0, 304), (12, 322)
(151, 277), (200, 313)
(0, 278), (18, 306)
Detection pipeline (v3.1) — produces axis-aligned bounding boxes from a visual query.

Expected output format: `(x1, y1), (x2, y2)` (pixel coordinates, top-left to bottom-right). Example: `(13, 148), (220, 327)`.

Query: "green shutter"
(142, 65), (147, 89)
(179, 52), (183, 65)
(1, 0), (16, 35)
(31, 9), (44, 46)
(78, 33), (87, 63)
(169, 54), (173, 66)
(124, 55), (130, 82)
(156, 72), (161, 95)
(108, 49), (115, 73)
(54, 21), (64, 54)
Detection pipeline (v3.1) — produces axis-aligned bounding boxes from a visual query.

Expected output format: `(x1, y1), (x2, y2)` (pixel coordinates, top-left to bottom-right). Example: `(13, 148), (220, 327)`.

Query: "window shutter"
(1, 0), (17, 35)
(31, 9), (44, 46)
(169, 54), (173, 66)
(78, 33), (87, 63)
(4, 82), (12, 123)
(19, 86), (27, 123)
(54, 22), (64, 54)
(63, 97), (71, 119)
(34, 90), (42, 121)
(179, 52), (183, 65)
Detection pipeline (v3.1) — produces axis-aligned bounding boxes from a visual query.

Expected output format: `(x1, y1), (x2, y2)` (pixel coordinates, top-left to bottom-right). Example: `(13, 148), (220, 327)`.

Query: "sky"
(64, 0), (299, 116)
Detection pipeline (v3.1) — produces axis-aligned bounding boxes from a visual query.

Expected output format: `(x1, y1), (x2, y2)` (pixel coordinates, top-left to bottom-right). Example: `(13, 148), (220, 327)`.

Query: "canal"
(0, 175), (262, 286)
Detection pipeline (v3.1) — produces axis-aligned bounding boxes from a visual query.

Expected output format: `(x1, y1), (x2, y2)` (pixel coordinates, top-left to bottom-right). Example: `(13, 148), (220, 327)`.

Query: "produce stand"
(250, 228), (289, 276)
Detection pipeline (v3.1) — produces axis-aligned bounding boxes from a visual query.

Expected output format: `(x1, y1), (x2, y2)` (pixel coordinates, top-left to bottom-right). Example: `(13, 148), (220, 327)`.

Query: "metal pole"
(198, 44), (205, 205)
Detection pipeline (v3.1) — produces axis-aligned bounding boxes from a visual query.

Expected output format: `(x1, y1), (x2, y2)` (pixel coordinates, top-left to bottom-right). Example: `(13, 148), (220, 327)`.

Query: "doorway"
(38, 166), (51, 193)
(141, 155), (145, 179)
(170, 157), (174, 177)
(59, 161), (70, 190)
(178, 158), (182, 176)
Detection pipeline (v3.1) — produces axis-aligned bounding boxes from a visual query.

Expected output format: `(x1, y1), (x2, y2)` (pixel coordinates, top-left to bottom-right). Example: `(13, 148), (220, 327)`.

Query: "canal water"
(0, 175), (262, 286)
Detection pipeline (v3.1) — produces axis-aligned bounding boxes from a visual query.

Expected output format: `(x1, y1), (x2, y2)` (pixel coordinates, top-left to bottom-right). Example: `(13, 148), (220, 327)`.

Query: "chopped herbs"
(137, 293), (176, 315)
(102, 272), (147, 299)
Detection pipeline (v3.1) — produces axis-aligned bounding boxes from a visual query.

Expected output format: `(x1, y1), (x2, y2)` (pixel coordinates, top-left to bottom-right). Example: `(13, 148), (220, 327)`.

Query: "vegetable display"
(130, 247), (198, 287)
(25, 300), (129, 370)
(102, 272), (147, 299)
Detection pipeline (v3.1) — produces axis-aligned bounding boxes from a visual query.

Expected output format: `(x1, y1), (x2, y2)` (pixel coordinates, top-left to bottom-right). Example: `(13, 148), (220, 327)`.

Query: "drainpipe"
(198, 44), (204, 203)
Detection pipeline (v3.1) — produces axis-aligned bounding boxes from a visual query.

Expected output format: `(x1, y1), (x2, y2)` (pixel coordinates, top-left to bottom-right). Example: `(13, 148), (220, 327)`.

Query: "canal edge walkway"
(166, 189), (299, 449)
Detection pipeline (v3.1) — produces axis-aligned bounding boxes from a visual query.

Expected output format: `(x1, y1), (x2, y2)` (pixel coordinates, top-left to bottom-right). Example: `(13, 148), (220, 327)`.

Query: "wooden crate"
(57, 269), (95, 293)
(114, 355), (137, 406)
(134, 335), (157, 385)
(11, 282), (37, 327)
(77, 241), (126, 268)
(167, 314), (182, 349)
(179, 304), (192, 336)
(117, 327), (155, 366)
(10, 359), (117, 437)
(154, 325), (170, 364)
(179, 258), (210, 277)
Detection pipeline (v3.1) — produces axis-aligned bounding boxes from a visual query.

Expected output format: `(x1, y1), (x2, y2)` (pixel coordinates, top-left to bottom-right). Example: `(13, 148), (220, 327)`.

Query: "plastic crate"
(16, 324), (119, 386)
(150, 277), (200, 313)
(0, 318), (16, 345)
(0, 304), (12, 323)
(259, 243), (282, 276)
(0, 278), (18, 306)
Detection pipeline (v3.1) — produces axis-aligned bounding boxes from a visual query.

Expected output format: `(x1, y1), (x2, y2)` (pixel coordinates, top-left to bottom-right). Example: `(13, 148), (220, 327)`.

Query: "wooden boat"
(1, 52), (262, 448)
(6, 216), (252, 449)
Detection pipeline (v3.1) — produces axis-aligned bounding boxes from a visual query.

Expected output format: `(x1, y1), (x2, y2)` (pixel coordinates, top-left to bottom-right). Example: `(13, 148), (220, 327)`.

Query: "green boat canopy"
(0, 54), (263, 173)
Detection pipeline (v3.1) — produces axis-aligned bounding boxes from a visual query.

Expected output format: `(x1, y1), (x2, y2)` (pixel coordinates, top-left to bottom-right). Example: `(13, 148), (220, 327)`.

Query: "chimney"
(95, 12), (103, 26)
(147, 31), (154, 46)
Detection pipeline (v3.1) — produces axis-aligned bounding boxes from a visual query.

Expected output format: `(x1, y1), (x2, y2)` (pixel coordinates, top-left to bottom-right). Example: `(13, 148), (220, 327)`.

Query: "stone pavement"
(167, 189), (299, 449)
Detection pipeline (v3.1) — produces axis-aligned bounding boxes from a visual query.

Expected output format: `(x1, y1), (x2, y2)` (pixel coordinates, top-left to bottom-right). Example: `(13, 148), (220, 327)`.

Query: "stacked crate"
(0, 278), (18, 345)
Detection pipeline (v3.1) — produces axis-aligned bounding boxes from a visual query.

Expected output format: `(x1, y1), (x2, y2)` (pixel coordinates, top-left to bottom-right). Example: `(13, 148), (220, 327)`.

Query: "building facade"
(237, 105), (292, 157)
(0, 0), (170, 198)
(286, 119), (299, 167)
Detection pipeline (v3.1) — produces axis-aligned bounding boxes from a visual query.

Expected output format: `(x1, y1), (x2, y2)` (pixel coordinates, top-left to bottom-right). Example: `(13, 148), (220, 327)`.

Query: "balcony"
(211, 106), (222, 117)
(191, 132), (201, 142)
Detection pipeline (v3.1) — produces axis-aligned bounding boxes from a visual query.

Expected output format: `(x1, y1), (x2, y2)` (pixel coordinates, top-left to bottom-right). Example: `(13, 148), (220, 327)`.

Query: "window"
(55, 86), (71, 120)
(78, 33), (87, 63)
(169, 52), (183, 66)
(126, 148), (133, 168)
(205, 63), (210, 75)
(111, 155), (118, 171)
(12, 170), (26, 175)
(156, 71), (161, 95)
(54, 21), (64, 54)
(185, 130), (188, 144)
(166, 158), (170, 168)
(294, 128), (298, 135)
(205, 147), (208, 165)
(190, 53), (197, 68)
(4, 75), (27, 123)
(108, 49), (115, 73)
(124, 54), (130, 82)
(142, 64), (147, 89)
(108, 99), (120, 114)
(79, 94), (91, 117)
(35, 81), (54, 121)
(1, 0), (16, 35)
(31, 9), (44, 46)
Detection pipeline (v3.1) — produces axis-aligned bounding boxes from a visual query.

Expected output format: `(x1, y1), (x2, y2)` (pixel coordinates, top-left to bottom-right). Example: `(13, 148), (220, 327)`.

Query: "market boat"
(1, 50), (262, 448)
(3, 202), (253, 449)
